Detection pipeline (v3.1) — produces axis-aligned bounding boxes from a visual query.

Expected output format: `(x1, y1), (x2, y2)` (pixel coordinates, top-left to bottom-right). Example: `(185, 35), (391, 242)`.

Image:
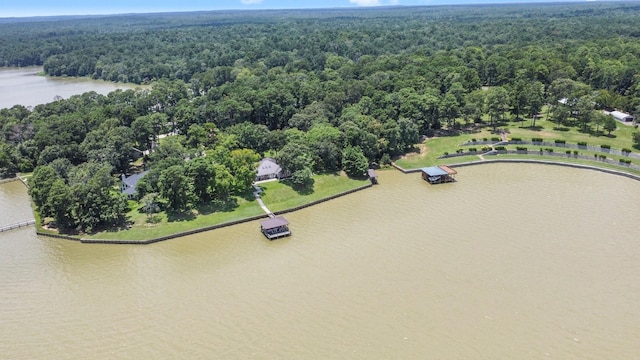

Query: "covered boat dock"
(420, 165), (457, 184)
(260, 216), (291, 240)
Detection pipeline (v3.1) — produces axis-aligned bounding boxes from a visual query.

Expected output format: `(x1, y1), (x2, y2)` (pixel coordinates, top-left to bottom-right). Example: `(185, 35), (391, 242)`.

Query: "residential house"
(255, 158), (288, 182)
(121, 171), (149, 199)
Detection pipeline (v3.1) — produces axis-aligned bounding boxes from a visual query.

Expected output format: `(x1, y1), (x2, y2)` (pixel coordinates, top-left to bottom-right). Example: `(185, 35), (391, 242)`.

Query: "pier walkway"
(252, 184), (275, 218)
(0, 220), (36, 233)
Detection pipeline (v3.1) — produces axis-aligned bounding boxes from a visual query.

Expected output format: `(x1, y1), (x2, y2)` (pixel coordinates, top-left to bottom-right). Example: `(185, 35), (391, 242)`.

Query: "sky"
(1, 0), (594, 18)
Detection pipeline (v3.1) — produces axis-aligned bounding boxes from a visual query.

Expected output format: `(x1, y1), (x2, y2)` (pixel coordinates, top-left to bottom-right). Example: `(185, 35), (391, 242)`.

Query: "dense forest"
(1, 3), (640, 233)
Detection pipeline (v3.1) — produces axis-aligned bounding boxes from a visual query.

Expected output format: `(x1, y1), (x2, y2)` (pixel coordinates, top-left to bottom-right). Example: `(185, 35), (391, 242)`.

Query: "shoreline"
(392, 158), (640, 182)
(36, 156), (640, 245)
(37, 183), (374, 245)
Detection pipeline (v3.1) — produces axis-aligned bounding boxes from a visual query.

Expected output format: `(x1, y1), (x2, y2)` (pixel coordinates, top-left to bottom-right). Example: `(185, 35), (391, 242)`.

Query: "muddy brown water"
(1, 163), (639, 359)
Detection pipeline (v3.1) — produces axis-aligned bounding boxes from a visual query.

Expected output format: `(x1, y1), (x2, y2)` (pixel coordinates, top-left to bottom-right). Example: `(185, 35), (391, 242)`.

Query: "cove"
(0, 67), (142, 109)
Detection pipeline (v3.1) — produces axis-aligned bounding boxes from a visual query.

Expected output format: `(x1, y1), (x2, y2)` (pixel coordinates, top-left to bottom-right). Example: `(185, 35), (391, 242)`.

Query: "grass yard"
(258, 173), (370, 213)
(395, 115), (639, 172)
(87, 195), (264, 241)
(85, 172), (368, 241)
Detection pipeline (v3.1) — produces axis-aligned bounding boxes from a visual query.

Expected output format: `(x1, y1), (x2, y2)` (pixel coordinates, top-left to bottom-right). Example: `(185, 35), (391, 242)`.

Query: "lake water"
(0, 67), (142, 109)
(1, 163), (639, 359)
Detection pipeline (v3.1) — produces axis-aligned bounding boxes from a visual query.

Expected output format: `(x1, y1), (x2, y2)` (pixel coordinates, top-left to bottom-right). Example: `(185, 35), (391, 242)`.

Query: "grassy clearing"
(258, 173), (369, 213)
(87, 195), (264, 241)
(395, 115), (639, 172)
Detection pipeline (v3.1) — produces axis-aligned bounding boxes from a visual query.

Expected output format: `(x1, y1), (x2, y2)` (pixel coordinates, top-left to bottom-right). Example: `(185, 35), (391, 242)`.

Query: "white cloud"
(349, 0), (381, 5)
(240, 0), (264, 4)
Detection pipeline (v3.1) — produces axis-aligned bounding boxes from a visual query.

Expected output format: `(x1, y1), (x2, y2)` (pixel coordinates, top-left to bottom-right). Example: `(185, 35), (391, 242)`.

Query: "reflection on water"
(1, 164), (639, 359)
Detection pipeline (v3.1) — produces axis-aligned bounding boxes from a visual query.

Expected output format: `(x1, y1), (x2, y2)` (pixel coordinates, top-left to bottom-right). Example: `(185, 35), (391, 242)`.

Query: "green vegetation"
(395, 115), (639, 174)
(2, 3), (640, 237)
(86, 173), (366, 241)
(259, 173), (369, 213)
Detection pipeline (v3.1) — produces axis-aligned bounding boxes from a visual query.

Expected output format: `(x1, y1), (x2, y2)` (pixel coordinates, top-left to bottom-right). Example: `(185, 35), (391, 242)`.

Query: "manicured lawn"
(258, 173), (370, 213)
(85, 172), (369, 241)
(87, 195), (264, 241)
(395, 115), (639, 172)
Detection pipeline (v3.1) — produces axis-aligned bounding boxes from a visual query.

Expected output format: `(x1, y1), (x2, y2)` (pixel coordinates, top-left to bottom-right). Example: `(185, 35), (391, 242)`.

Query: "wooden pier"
(0, 220), (36, 233)
(253, 184), (292, 240)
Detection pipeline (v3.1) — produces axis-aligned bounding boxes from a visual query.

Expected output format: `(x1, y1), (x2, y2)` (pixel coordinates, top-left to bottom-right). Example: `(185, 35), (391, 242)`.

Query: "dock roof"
(260, 216), (289, 230)
(420, 166), (449, 177)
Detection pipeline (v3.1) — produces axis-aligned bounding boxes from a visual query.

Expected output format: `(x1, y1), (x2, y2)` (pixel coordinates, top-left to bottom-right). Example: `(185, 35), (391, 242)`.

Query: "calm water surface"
(1, 164), (639, 359)
(0, 67), (142, 109)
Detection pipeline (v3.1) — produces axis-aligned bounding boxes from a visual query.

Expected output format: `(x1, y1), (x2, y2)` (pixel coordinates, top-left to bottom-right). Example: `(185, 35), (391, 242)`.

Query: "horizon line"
(0, 1), (606, 20)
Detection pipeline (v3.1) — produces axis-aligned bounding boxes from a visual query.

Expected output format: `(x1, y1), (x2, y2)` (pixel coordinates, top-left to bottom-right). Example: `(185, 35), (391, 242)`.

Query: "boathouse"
(367, 169), (379, 184)
(420, 165), (457, 184)
(260, 216), (291, 240)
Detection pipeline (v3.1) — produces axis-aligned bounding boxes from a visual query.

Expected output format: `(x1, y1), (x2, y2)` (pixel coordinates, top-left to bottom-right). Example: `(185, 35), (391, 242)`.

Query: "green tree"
(602, 115), (617, 135)
(158, 165), (194, 213)
(29, 165), (61, 218)
(342, 146), (368, 178)
(486, 86), (510, 131)
(633, 132), (640, 150)
(47, 179), (75, 230)
(186, 157), (215, 202)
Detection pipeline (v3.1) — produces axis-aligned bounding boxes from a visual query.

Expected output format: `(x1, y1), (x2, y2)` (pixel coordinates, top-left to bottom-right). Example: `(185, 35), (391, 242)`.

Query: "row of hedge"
(467, 139), (635, 154)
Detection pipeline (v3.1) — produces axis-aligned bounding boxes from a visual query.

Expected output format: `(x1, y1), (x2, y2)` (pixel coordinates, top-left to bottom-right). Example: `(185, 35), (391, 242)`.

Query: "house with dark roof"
(121, 171), (149, 199)
(255, 158), (289, 182)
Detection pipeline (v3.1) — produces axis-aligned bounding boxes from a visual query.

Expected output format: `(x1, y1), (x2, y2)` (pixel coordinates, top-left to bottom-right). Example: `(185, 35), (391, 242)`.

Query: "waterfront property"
(256, 158), (289, 182)
(367, 169), (379, 184)
(421, 165), (457, 184)
(260, 216), (291, 240)
(120, 171), (148, 199)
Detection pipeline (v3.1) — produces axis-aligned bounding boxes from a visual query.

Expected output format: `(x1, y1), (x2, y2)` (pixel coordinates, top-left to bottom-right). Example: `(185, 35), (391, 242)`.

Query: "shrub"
(470, 138), (477, 142)
(456, 149), (463, 154)
(554, 139), (566, 144)
(566, 150), (572, 155)
(482, 138), (488, 142)
(468, 148), (477, 152)
(545, 148), (554, 153)
(511, 137), (522, 142)
(573, 150), (579, 155)
(577, 141), (587, 146)
(600, 144), (611, 149)
(494, 146), (507, 151)
(599, 155), (606, 160)
(516, 146), (527, 151)
(491, 137), (500, 141)
(622, 148), (632, 154)
(443, 152), (449, 156)
(532, 138), (543, 142)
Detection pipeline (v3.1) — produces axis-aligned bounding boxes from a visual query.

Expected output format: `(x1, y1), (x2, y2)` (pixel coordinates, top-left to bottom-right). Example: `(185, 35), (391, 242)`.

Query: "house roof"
(122, 171), (149, 195)
(260, 216), (289, 230)
(610, 111), (634, 121)
(256, 158), (282, 177)
(420, 166), (449, 177)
